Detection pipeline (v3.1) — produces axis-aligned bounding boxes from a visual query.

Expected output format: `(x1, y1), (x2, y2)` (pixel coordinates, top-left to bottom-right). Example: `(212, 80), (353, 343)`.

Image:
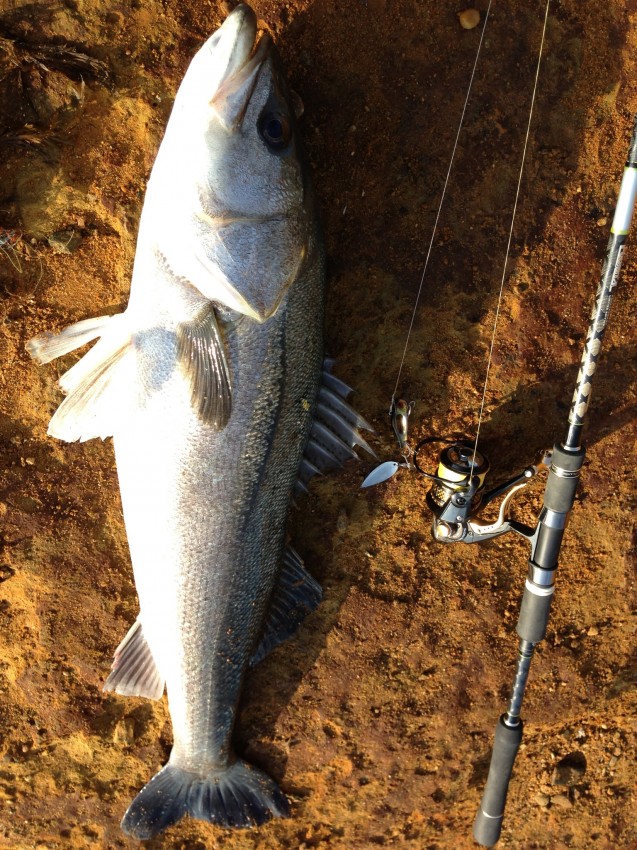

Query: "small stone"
(105, 10), (124, 27)
(458, 9), (480, 29)
(534, 793), (550, 807)
(323, 719), (343, 738)
(551, 793), (573, 809)
(596, 216), (608, 227)
(587, 625), (599, 636)
(0, 565), (15, 582)
(113, 717), (136, 745)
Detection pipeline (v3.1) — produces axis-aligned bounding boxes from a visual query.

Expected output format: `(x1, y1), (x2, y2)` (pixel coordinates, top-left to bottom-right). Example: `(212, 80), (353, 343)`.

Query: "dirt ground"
(0, 1), (636, 848)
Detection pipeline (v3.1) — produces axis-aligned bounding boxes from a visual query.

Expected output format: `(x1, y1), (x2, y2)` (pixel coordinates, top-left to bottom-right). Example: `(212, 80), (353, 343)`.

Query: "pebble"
(105, 10), (124, 27)
(113, 717), (136, 745)
(458, 9), (480, 29)
(587, 625), (599, 636)
(551, 793), (573, 809)
(534, 793), (550, 807)
(552, 752), (587, 785)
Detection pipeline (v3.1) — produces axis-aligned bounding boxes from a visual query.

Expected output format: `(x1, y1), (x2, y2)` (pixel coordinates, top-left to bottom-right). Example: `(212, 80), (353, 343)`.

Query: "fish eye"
(259, 111), (291, 151)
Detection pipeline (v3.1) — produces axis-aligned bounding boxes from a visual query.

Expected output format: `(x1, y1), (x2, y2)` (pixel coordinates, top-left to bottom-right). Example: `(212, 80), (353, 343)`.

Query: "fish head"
(147, 4), (316, 324)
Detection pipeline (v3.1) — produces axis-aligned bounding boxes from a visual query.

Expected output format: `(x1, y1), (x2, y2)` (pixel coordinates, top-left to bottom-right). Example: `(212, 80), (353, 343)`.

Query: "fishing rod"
(413, 112), (637, 847)
(360, 2), (637, 844)
(367, 122), (637, 847)
(365, 121), (637, 845)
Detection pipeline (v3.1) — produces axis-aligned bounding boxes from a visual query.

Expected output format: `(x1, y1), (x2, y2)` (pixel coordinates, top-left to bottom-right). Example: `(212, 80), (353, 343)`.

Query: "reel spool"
(414, 438), (491, 541)
(426, 442), (490, 515)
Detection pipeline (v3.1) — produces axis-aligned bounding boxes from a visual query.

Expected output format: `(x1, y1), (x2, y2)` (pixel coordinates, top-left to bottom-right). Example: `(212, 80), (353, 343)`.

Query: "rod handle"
(473, 715), (523, 847)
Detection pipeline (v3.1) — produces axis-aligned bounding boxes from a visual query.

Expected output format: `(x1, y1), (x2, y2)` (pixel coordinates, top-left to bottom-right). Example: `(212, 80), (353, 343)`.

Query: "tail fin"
(121, 759), (290, 838)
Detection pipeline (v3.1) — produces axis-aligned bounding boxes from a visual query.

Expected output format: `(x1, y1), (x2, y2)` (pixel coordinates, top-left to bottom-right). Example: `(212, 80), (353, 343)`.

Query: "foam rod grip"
(473, 715), (523, 847)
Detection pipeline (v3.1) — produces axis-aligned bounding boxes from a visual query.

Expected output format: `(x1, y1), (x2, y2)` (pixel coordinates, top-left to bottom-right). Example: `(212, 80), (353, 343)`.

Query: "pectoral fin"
(176, 306), (232, 428)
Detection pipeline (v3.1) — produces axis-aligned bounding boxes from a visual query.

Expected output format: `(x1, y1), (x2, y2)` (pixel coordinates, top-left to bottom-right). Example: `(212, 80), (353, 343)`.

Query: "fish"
(26, 3), (373, 839)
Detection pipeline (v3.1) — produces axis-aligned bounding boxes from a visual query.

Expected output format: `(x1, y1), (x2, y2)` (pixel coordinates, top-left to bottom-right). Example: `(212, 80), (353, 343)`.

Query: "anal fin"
(251, 546), (322, 666)
(104, 618), (165, 700)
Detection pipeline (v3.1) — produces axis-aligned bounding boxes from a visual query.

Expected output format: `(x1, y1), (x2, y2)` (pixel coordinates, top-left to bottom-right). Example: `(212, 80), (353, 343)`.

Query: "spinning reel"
(413, 436), (551, 545)
(362, 403), (550, 546)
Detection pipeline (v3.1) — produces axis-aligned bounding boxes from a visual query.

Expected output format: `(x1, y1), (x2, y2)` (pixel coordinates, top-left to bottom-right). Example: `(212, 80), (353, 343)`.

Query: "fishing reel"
(362, 400), (550, 545)
(414, 436), (550, 544)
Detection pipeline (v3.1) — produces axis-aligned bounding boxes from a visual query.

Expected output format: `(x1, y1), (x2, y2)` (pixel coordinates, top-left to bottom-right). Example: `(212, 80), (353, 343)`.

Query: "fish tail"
(121, 759), (290, 838)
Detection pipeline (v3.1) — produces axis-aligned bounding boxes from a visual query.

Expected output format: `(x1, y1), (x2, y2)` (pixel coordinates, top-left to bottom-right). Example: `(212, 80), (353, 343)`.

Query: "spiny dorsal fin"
(176, 306), (232, 428)
(294, 360), (375, 498)
(103, 618), (165, 700)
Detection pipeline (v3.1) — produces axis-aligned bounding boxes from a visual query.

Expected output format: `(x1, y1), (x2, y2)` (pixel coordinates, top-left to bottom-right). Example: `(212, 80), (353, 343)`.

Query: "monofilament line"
(391, 0), (492, 410)
(470, 0), (551, 467)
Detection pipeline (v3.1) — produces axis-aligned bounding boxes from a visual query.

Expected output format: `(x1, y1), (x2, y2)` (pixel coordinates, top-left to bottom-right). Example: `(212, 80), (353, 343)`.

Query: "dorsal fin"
(294, 360), (375, 499)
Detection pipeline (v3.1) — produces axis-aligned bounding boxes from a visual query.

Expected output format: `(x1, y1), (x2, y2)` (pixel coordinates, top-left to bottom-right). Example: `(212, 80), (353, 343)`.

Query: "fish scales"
(115, 245), (323, 772)
(27, 3), (370, 839)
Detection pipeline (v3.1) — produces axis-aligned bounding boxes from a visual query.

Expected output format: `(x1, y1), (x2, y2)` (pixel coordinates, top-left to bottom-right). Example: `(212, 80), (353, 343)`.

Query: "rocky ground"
(0, 1), (636, 848)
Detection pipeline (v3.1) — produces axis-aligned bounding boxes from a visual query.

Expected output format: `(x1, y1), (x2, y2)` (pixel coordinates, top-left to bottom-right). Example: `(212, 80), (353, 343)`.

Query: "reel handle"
(473, 716), (523, 847)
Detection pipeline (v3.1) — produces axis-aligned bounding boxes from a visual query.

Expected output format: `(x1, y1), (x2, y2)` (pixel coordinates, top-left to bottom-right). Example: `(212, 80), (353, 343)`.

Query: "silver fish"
(27, 3), (372, 839)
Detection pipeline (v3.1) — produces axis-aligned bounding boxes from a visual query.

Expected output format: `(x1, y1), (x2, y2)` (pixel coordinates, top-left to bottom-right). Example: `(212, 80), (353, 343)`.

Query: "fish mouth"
(206, 4), (272, 130)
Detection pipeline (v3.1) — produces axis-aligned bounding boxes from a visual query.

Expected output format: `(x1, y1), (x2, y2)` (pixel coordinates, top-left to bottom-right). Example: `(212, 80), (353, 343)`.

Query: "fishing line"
(470, 0), (551, 467)
(390, 0), (492, 410)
